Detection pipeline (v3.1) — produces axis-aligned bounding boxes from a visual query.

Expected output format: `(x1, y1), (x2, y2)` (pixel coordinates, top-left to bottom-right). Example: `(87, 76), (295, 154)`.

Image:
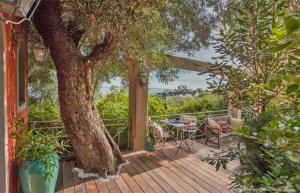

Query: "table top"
(161, 119), (196, 128)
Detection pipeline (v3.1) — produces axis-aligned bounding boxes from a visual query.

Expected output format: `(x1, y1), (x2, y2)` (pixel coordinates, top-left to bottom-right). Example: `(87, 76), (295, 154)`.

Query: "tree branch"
(32, 0), (82, 69)
(84, 32), (118, 69)
(66, 22), (85, 46)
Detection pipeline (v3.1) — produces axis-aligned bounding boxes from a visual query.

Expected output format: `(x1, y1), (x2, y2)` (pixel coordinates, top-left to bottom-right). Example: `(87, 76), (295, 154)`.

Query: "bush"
(148, 95), (169, 116)
(29, 100), (61, 121)
(167, 94), (227, 114)
(97, 89), (129, 118)
(97, 89), (170, 118)
(29, 88), (227, 149)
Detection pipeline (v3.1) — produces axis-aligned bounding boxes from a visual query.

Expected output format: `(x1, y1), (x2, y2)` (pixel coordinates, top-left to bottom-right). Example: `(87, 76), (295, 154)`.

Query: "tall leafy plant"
(211, 0), (298, 115)
(13, 120), (69, 178)
(205, 0), (300, 192)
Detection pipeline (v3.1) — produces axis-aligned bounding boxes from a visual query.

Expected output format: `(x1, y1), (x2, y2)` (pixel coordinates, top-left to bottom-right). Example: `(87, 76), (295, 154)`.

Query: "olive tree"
(32, 0), (224, 176)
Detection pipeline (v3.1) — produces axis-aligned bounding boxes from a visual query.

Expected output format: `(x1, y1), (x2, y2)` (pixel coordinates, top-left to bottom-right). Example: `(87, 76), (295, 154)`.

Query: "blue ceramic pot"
(19, 154), (59, 193)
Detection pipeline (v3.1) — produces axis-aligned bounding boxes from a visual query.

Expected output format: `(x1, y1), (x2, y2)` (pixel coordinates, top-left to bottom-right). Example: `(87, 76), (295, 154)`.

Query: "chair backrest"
(207, 117), (221, 134)
(148, 121), (164, 141)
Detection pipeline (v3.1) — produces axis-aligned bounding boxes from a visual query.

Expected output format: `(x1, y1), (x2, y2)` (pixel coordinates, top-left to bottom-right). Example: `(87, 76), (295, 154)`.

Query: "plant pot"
(144, 140), (155, 152)
(19, 154), (59, 193)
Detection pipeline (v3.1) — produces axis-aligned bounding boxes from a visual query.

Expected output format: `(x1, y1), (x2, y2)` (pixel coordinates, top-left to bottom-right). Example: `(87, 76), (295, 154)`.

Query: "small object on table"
(184, 120), (190, 125)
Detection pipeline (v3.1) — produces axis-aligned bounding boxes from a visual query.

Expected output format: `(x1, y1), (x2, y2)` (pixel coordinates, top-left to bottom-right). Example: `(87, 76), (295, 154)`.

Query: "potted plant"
(13, 120), (68, 193)
(144, 124), (155, 152)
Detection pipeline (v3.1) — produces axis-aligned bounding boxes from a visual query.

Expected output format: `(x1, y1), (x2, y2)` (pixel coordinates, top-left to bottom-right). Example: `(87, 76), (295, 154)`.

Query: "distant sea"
(100, 71), (213, 95)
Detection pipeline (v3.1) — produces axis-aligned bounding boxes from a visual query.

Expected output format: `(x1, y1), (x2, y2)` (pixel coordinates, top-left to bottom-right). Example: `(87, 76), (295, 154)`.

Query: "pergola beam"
(167, 55), (229, 74)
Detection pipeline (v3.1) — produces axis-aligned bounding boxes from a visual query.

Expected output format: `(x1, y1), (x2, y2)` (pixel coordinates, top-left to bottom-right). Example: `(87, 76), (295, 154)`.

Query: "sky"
(100, 46), (219, 94)
(149, 46), (218, 90)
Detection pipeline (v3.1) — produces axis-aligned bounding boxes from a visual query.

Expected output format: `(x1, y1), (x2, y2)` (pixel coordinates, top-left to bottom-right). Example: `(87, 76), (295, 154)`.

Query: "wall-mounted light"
(32, 45), (47, 62)
(0, 0), (41, 25)
(13, 30), (48, 62)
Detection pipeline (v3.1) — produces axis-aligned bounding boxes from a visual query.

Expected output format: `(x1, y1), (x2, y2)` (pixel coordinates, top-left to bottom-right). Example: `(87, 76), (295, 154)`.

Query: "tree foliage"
(29, 0), (226, 99)
(210, 0), (299, 115)
(205, 0), (300, 192)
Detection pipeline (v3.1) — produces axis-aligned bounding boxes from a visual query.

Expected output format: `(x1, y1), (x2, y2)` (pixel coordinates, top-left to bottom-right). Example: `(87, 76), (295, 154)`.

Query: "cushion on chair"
(229, 117), (244, 129)
(207, 118), (221, 134)
(215, 120), (232, 133)
(149, 122), (164, 141)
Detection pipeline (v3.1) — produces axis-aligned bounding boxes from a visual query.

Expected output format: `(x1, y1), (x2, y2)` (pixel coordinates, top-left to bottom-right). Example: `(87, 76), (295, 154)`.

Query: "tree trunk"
(32, 1), (125, 176)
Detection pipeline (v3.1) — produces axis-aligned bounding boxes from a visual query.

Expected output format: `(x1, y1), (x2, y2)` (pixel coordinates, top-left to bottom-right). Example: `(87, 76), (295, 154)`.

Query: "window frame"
(17, 41), (26, 112)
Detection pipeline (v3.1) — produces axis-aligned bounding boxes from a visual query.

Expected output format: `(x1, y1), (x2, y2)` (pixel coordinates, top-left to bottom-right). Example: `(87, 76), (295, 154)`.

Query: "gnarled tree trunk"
(32, 0), (125, 176)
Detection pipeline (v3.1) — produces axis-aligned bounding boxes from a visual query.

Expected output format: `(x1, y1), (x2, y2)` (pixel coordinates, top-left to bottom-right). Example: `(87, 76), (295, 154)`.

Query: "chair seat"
(220, 131), (236, 137)
(162, 131), (170, 138)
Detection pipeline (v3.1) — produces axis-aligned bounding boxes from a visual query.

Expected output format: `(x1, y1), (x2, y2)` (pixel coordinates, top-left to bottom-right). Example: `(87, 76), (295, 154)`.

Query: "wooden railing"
(149, 110), (229, 124)
(29, 109), (229, 158)
(29, 118), (129, 158)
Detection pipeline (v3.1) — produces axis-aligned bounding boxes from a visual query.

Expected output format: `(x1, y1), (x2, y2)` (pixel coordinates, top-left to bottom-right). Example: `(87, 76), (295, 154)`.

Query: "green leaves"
(269, 120), (280, 128)
(286, 84), (299, 94)
(13, 120), (69, 178)
(285, 16), (300, 35)
(206, 1), (300, 192)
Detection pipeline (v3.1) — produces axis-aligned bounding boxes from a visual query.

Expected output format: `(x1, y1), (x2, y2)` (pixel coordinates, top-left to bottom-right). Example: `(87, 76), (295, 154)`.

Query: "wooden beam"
(127, 59), (148, 151)
(167, 55), (228, 74)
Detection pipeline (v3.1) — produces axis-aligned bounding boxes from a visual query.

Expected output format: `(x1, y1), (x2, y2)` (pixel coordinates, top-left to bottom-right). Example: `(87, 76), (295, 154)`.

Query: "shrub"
(29, 100), (61, 121)
(167, 94), (227, 114)
(148, 95), (169, 116)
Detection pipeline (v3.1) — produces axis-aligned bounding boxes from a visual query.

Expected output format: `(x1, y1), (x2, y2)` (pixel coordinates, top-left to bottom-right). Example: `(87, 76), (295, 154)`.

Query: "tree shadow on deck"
(55, 141), (238, 193)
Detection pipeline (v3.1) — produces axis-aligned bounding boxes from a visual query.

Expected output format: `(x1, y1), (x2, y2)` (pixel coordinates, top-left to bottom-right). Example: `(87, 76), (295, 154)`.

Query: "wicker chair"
(205, 115), (243, 149)
(148, 120), (170, 151)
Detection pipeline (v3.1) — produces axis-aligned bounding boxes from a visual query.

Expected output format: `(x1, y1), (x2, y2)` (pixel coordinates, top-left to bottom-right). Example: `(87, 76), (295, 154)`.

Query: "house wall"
(0, 13), (28, 193)
(0, 19), (8, 193)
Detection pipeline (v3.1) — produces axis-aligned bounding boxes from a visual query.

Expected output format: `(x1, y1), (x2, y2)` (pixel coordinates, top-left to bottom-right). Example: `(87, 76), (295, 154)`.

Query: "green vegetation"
(13, 120), (68, 178)
(25, 0), (299, 186)
(96, 89), (129, 118)
(29, 88), (225, 122)
(167, 95), (226, 114)
(205, 0), (300, 192)
(29, 88), (226, 149)
(29, 100), (60, 121)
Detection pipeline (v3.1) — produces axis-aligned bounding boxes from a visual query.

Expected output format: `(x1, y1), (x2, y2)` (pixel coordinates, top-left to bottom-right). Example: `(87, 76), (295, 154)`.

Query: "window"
(17, 42), (26, 109)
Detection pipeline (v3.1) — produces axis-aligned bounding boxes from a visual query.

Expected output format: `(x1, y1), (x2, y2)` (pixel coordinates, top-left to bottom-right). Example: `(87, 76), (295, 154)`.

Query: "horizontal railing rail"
(149, 110), (229, 123)
(29, 118), (129, 152)
(28, 109), (229, 157)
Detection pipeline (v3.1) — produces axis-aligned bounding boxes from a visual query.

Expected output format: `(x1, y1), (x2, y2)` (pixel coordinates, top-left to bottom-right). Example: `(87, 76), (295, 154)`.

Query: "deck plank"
(95, 180), (110, 193)
(63, 161), (75, 193)
(71, 161), (87, 193)
(85, 180), (99, 193)
(56, 141), (237, 193)
(119, 170), (144, 193)
(125, 162), (155, 193)
(153, 151), (211, 193)
(106, 180), (122, 193)
(114, 175), (133, 193)
(131, 155), (177, 193)
(158, 151), (221, 193)
(164, 148), (231, 193)
(167, 147), (232, 185)
(137, 154), (189, 193)
(126, 156), (166, 193)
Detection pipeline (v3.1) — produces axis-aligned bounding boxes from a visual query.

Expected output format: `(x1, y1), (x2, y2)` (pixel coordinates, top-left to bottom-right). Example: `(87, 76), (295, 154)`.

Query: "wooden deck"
(55, 141), (239, 193)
